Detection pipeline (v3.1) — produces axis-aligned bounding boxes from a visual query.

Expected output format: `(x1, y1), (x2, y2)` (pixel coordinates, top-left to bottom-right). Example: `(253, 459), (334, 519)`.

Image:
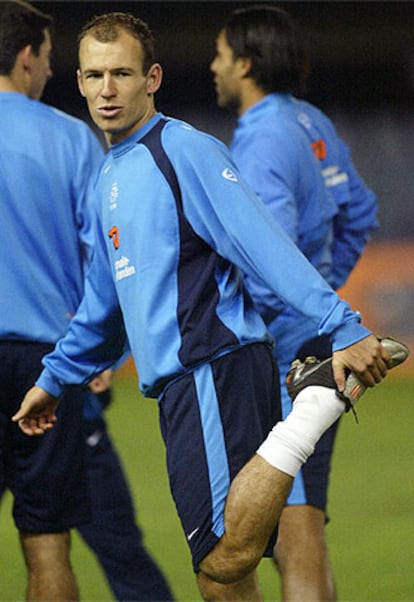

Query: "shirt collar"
(238, 93), (292, 126)
(110, 112), (165, 157)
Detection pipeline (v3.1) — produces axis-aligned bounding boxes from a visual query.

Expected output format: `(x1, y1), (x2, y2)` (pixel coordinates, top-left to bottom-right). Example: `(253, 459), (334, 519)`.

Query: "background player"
(210, 5), (378, 600)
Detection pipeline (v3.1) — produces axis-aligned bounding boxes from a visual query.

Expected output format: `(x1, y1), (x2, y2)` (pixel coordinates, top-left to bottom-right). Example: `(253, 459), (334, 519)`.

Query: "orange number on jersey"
(108, 226), (120, 249)
(311, 139), (327, 160)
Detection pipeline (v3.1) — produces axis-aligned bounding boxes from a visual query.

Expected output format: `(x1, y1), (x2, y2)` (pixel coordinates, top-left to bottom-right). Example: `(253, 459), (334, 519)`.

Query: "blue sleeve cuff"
(331, 317), (372, 352)
(35, 368), (66, 398)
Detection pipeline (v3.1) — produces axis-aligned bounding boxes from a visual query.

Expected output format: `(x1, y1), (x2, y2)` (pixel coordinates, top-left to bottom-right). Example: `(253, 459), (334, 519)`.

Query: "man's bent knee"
(197, 570), (262, 601)
(199, 541), (263, 584)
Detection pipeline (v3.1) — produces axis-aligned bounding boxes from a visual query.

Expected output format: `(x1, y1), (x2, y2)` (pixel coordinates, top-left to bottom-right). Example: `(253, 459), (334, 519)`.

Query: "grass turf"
(0, 374), (413, 601)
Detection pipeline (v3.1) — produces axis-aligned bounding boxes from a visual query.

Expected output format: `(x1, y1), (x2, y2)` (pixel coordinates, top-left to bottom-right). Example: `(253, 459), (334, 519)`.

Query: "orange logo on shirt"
(108, 226), (120, 250)
(311, 139), (327, 160)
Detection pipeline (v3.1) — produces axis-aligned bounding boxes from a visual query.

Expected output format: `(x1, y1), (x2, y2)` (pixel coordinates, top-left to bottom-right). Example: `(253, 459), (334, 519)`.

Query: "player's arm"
(174, 132), (388, 387)
(13, 221), (125, 436)
(12, 367), (115, 436)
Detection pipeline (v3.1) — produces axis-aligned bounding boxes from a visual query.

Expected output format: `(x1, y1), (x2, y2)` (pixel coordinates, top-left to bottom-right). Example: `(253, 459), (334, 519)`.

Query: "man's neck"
(238, 83), (267, 117)
(0, 75), (25, 94)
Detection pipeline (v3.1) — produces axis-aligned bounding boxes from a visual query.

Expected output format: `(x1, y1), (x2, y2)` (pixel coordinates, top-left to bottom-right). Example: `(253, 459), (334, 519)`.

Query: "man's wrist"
(35, 369), (65, 398)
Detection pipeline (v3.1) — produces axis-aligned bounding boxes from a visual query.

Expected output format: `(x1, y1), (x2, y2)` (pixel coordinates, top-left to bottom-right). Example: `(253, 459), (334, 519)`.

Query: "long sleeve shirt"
(230, 94), (377, 358)
(0, 92), (104, 343)
(36, 113), (371, 400)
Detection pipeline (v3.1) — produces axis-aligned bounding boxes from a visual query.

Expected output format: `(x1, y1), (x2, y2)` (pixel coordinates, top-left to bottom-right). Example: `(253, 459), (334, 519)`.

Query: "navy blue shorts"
(0, 341), (91, 532)
(281, 335), (340, 511)
(159, 343), (281, 571)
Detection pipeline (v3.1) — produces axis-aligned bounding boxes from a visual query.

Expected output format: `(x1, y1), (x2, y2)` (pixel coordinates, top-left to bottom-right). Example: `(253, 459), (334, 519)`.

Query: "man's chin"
(216, 95), (237, 112)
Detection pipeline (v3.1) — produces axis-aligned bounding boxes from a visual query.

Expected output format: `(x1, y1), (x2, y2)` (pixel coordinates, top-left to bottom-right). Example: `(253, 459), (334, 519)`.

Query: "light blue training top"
(0, 92), (104, 343)
(230, 93), (378, 358)
(36, 113), (371, 400)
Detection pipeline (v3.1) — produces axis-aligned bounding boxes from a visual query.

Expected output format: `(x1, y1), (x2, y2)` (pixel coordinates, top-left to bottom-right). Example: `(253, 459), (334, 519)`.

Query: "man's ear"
(238, 56), (253, 79)
(77, 69), (86, 97)
(20, 44), (34, 72)
(146, 63), (163, 95)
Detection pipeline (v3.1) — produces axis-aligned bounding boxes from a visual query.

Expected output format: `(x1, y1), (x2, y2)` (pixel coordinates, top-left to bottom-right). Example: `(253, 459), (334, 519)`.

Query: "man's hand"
(88, 369), (113, 394)
(332, 334), (390, 393)
(12, 386), (59, 436)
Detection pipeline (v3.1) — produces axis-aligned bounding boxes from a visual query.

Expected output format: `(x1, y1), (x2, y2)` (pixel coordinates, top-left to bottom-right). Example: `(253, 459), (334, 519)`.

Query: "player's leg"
(159, 343), (284, 600)
(20, 531), (79, 602)
(200, 453), (293, 587)
(271, 333), (409, 600)
(273, 335), (337, 601)
(197, 351), (346, 590)
(2, 341), (90, 601)
(274, 505), (336, 602)
(272, 419), (338, 601)
(160, 342), (346, 599)
(170, 334), (407, 597)
(78, 409), (174, 601)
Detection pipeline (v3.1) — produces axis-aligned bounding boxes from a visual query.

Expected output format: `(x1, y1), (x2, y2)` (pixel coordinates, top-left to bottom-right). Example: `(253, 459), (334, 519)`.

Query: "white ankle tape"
(256, 423), (314, 477)
(257, 386), (345, 477)
(291, 385), (345, 440)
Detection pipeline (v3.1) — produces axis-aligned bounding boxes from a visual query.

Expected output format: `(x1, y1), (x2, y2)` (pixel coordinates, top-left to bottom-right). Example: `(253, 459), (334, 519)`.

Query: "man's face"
(210, 29), (242, 110)
(77, 29), (160, 145)
(29, 28), (53, 100)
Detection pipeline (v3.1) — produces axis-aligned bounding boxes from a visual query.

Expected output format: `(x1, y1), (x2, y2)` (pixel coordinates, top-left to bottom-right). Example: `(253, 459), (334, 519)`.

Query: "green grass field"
(1, 374), (413, 601)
